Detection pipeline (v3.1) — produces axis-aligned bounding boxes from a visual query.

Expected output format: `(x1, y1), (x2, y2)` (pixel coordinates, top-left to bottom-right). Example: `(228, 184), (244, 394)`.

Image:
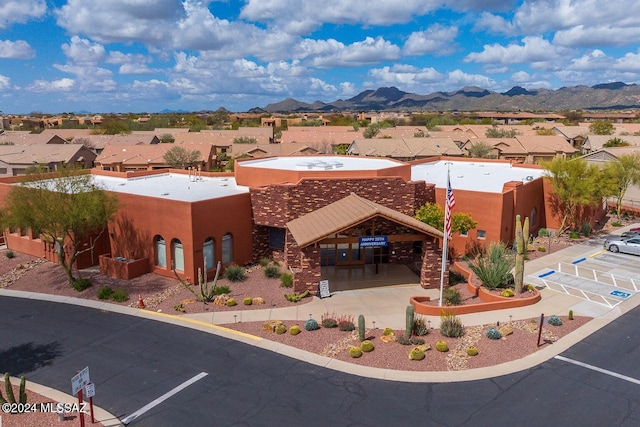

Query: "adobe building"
(0, 155), (568, 294)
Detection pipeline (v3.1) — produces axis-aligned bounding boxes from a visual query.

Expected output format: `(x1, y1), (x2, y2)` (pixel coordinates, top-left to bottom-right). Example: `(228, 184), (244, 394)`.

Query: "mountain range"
(259, 82), (640, 113)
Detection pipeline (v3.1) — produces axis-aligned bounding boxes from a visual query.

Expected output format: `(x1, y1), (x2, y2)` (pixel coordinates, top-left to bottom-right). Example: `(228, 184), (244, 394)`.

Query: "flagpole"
(439, 162), (453, 307)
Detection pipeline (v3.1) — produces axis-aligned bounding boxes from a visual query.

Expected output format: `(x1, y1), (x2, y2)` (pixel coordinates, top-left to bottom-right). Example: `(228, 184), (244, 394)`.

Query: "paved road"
(1, 296), (639, 426)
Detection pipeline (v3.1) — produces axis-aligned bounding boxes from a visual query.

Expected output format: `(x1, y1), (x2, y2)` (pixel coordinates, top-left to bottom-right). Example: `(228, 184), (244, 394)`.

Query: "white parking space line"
(122, 372), (208, 425)
(554, 356), (640, 386)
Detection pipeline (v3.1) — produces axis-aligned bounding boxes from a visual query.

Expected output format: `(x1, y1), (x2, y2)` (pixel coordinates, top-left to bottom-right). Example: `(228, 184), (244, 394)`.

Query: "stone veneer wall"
(420, 239), (444, 288)
(250, 177), (431, 228)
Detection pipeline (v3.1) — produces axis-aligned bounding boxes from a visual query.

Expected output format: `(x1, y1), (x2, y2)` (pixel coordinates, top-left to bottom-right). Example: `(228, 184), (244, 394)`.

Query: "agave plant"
(467, 242), (515, 290)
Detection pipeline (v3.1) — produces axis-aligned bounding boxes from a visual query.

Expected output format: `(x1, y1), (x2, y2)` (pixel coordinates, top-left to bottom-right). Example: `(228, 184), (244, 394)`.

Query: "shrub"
(537, 246), (546, 252)
(304, 318), (320, 331)
(322, 318), (337, 328)
(611, 221), (623, 227)
(580, 221), (592, 237)
(568, 310), (574, 321)
(110, 289), (129, 302)
(548, 315), (563, 326)
(443, 287), (462, 306)
(275, 324), (286, 334)
(486, 327), (502, 340)
(413, 314), (429, 336)
(448, 270), (465, 285)
(5, 250), (14, 259)
(280, 273), (293, 288)
(226, 298), (237, 306)
(440, 312), (465, 338)
(382, 327), (395, 336)
(467, 242), (515, 290)
(409, 347), (425, 360)
(397, 335), (425, 346)
(264, 264), (281, 279)
(435, 340), (449, 352)
(500, 289), (514, 298)
(259, 258), (270, 267)
(243, 297), (253, 305)
(72, 278), (92, 292)
(174, 303), (185, 312)
(537, 228), (550, 238)
(360, 340), (374, 352)
(349, 346), (362, 358)
(97, 286), (113, 300)
(224, 265), (246, 282)
(289, 325), (301, 335)
(569, 231), (580, 239)
(466, 346), (479, 356)
(214, 285), (230, 295)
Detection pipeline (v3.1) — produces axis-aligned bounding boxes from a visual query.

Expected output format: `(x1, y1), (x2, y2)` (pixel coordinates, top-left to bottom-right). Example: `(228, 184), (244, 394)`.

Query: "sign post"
(537, 314), (545, 347)
(318, 280), (330, 299)
(71, 367), (90, 427)
(85, 383), (96, 423)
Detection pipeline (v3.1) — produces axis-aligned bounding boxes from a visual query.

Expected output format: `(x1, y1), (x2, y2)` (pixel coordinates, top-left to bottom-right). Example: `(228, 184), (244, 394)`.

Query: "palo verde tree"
(601, 153), (640, 218)
(415, 202), (477, 235)
(542, 157), (615, 234)
(163, 146), (201, 169)
(0, 168), (120, 287)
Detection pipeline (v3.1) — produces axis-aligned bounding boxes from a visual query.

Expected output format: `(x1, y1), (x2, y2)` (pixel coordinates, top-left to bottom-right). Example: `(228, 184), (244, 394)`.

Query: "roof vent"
(525, 175), (534, 181)
(118, 183), (126, 186)
(160, 192), (169, 196)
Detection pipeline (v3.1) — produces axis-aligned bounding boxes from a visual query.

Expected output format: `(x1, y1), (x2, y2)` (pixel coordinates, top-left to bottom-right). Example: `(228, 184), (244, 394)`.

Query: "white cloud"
(61, 36), (106, 64)
(27, 78), (75, 93)
(240, 0), (442, 34)
(54, 64), (117, 92)
(0, 40), (35, 59)
(473, 12), (516, 36)
(403, 24), (458, 56)
(465, 36), (564, 66)
(0, 0), (46, 29)
(553, 25), (640, 48)
(446, 69), (495, 88)
(368, 64), (444, 88)
(0, 74), (12, 90)
(613, 52), (640, 72)
(107, 51), (156, 75)
(568, 50), (612, 71)
(510, 71), (531, 83)
(339, 82), (358, 96)
(306, 37), (401, 67)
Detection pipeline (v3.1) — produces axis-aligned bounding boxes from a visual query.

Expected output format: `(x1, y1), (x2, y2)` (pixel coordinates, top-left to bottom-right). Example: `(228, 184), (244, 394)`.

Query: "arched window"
(530, 207), (537, 228)
(203, 237), (215, 271)
(155, 235), (166, 268)
(172, 239), (184, 271)
(222, 233), (232, 264)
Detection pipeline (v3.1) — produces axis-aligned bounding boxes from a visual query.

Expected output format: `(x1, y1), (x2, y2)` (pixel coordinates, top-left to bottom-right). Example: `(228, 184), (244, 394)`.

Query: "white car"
(604, 236), (640, 255)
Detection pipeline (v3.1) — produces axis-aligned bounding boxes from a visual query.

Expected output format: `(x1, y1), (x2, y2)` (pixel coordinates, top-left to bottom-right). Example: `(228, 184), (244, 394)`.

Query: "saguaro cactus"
(405, 305), (415, 338)
(358, 314), (366, 342)
(514, 215), (529, 293)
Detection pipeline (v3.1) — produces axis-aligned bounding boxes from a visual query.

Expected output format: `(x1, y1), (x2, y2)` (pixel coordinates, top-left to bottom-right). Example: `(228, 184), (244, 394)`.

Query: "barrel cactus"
(289, 325), (301, 335)
(275, 324), (286, 334)
(382, 327), (395, 336)
(501, 289), (514, 298)
(466, 346), (479, 356)
(548, 315), (563, 326)
(304, 318), (320, 331)
(409, 347), (425, 361)
(349, 346), (362, 358)
(226, 298), (237, 307)
(486, 327), (502, 340)
(243, 297), (253, 305)
(360, 340), (374, 352)
(435, 340), (449, 352)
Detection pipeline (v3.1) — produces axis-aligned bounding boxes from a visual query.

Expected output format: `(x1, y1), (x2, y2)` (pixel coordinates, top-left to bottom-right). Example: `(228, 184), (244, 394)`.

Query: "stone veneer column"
(420, 239), (445, 288)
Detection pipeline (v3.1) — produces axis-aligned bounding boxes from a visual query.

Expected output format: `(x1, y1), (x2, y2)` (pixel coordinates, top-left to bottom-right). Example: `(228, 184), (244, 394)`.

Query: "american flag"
(445, 172), (456, 237)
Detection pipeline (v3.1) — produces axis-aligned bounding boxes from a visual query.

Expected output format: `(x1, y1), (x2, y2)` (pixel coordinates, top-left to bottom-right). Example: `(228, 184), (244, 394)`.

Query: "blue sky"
(2, 0), (640, 114)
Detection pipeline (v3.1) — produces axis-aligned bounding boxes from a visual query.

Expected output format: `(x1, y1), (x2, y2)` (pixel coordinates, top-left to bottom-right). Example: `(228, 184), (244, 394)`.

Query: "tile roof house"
(0, 144), (96, 176)
(461, 138), (528, 162)
(347, 137), (462, 160)
(514, 135), (578, 163)
(582, 135), (640, 153)
(552, 125), (588, 150)
(95, 143), (216, 172)
(0, 132), (68, 146)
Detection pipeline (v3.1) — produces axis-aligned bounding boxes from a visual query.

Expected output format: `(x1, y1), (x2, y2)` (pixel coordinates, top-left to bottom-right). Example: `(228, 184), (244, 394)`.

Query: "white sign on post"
(71, 366), (90, 395)
(318, 280), (330, 298)
(85, 383), (96, 398)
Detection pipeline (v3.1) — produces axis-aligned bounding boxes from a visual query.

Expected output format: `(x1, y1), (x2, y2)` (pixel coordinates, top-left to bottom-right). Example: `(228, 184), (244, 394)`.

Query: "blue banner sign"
(359, 236), (388, 247)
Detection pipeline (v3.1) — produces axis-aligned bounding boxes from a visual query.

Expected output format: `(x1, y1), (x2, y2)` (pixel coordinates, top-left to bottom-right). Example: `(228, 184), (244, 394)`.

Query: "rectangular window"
(477, 230), (486, 239)
(459, 230), (468, 237)
(269, 227), (285, 250)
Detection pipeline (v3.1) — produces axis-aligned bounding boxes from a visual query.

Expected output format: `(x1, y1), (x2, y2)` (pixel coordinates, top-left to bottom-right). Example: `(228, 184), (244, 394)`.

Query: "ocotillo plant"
(514, 215), (529, 293)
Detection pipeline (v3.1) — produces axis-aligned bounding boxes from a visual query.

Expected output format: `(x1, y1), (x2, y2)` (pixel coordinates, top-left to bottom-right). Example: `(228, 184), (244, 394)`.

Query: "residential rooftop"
(410, 160), (546, 193)
(237, 155), (403, 171)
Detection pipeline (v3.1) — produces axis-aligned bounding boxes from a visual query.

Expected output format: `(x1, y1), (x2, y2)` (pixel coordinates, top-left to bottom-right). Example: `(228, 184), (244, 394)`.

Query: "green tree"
(163, 146), (202, 169)
(97, 118), (131, 135)
(485, 125), (518, 138)
(542, 157), (614, 234)
(602, 153), (640, 217)
(535, 127), (556, 136)
(588, 120), (615, 135)
(159, 133), (175, 143)
(0, 169), (120, 287)
(363, 123), (382, 138)
(467, 142), (496, 159)
(415, 202), (477, 234)
(603, 137), (630, 148)
(233, 137), (258, 144)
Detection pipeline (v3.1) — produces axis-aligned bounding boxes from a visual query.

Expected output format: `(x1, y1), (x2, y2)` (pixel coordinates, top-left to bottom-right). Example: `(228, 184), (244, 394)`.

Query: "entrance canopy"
(286, 193), (443, 248)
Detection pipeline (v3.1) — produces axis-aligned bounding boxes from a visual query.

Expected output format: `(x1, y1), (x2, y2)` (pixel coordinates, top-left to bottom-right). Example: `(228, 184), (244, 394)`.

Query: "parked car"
(604, 236), (640, 255)
(621, 230), (640, 238)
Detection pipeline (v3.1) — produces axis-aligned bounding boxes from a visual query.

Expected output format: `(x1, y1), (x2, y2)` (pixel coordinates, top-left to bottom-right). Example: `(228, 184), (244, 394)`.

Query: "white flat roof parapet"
(238, 156), (402, 171)
(91, 173), (249, 202)
(410, 160), (546, 193)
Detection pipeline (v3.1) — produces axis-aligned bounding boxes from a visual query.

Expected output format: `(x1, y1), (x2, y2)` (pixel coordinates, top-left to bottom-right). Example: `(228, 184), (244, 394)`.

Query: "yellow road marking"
(140, 309), (262, 341)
